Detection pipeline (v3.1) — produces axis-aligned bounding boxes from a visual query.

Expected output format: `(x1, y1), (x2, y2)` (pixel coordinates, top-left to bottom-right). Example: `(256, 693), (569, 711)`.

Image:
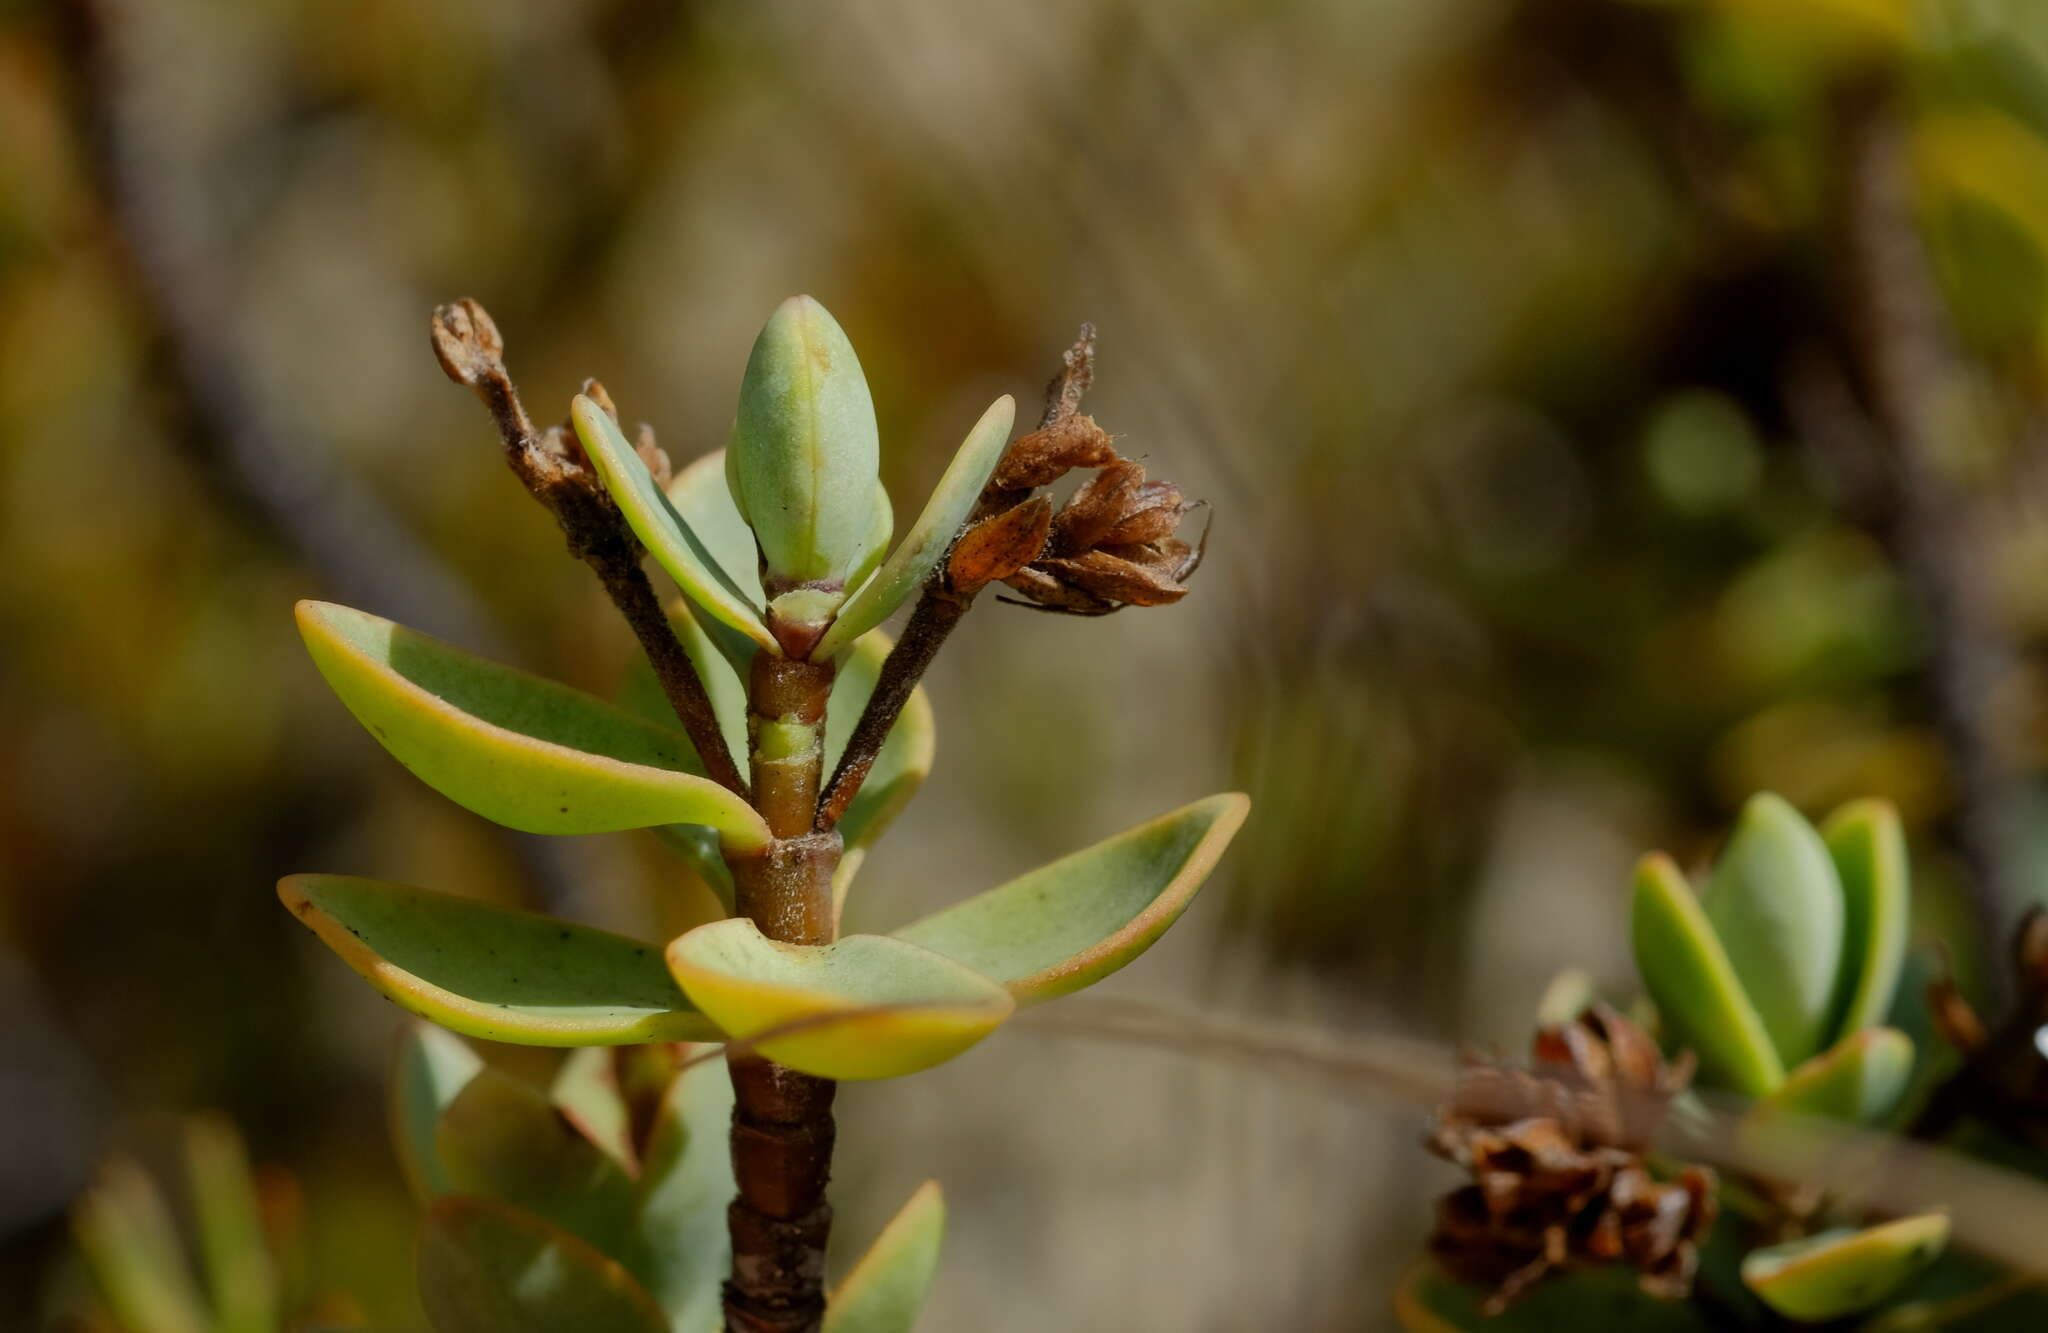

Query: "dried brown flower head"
(1425, 1005), (1717, 1313)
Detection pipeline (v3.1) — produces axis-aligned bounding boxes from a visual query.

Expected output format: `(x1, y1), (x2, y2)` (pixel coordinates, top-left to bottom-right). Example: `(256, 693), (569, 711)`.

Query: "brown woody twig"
(429, 300), (748, 798)
(814, 325), (1100, 829)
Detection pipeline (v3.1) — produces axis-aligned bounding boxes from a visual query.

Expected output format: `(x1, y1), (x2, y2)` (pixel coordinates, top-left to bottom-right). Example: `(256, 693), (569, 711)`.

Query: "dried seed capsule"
(1099, 478), (1186, 547)
(1036, 548), (1188, 606)
(1050, 458), (1147, 556)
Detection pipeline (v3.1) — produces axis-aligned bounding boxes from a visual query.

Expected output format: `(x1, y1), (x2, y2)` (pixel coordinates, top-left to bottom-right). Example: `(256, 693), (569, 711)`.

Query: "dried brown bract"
(916, 322), (1211, 616)
(988, 414), (1118, 492)
(949, 496), (1054, 596)
(1425, 1005), (1716, 1313)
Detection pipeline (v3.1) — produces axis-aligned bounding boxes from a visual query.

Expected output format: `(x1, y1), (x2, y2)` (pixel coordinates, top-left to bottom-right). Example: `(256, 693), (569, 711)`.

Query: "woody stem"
(722, 652), (841, 1333)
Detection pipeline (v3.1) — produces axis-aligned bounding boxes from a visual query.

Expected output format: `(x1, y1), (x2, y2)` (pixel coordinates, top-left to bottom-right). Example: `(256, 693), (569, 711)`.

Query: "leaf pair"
(1631, 793), (1913, 1117)
(395, 1027), (943, 1333)
(282, 793), (1249, 1077)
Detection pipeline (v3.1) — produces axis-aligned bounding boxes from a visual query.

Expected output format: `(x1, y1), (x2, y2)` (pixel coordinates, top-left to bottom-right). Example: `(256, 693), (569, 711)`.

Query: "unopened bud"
(729, 296), (885, 589)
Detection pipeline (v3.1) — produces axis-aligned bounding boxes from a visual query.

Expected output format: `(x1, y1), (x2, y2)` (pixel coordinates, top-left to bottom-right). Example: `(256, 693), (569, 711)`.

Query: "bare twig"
(429, 301), (748, 797)
(1037, 321), (1097, 430)
(815, 325), (1099, 828)
(1023, 997), (2048, 1282)
(1830, 82), (2021, 999)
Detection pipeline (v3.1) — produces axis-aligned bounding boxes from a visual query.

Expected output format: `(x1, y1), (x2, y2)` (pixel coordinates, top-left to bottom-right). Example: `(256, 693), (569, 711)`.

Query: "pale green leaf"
(1704, 792), (1845, 1066)
(438, 1068), (635, 1256)
(418, 1195), (669, 1333)
(571, 397), (775, 652)
(892, 793), (1248, 1004)
(390, 1022), (485, 1201)
(622, 1058), (735, 1333)
(825, 1181), (944, 1333)
(664, 452), (772, 676)
(297, 601), (768, 850)
(728, 296), (885, 587)
(1742, 1213), (1950, 1322)
(813, 394), (1016, 661)
(1822, 797), (1911, 1042)
(279, 874), (721, 1046)
(665, 448), (764, 607)
(1631, 852), (1786, 1096)
(826, 629), (936, 866)
(553, 1048), (636, 1176)
(1755, 1028), (1914, 1127)
(665, 920), (1014, 1080)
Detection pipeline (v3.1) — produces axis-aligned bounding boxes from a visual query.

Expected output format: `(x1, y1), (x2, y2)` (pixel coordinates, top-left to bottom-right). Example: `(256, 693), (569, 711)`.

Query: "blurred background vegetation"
(3, 0), (2045, 1327)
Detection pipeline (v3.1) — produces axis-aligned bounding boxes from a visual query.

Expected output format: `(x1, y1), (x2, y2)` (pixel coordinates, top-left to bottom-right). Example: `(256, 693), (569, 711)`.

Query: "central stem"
(722, 651), (841, 1333)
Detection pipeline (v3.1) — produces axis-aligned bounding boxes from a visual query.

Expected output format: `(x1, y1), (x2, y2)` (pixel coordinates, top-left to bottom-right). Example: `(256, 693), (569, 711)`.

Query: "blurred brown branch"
(1829, 79), (2023, 999)
(51, 0), (584, 908)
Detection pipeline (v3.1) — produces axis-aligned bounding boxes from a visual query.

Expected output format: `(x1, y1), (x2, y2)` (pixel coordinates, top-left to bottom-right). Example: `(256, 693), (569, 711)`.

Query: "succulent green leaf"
(1703, 793), (1846, 1066)
(728, 296), (885, 587)
(665, 920), (1015, 1080)
(1393, 1260), (1715, 1332)
(848, 480), (896, 592)
(614, 602), (746, 906)
(665, 448), (765, 606)
(1741, 1213), (1950, 1322)
(663, 450), (776, 675)
(824, 1181), (945, 1333)
(438, 1068), (635, 1256)
(1756, 1028), (1915, 1127)
(892, 793), (1249, 1004)
(296, 601), (769, 850)
(1823, 798), (1911, 1041)
(185, 1114), (280, 1333)
(72, 1160), (211, 1333)
(553, 1048), (637, 1176)
(623, 1058), (735, 1333)
(279, 874), (721, 1046)
(418, 1195), (669, 1333)
(826, 629), (937, 867)
(571, 396), (776, 652)
(1630, 852), (1786, 1096)
(812, 394), (1017, 661)
(391, 1023), (486, 1201)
